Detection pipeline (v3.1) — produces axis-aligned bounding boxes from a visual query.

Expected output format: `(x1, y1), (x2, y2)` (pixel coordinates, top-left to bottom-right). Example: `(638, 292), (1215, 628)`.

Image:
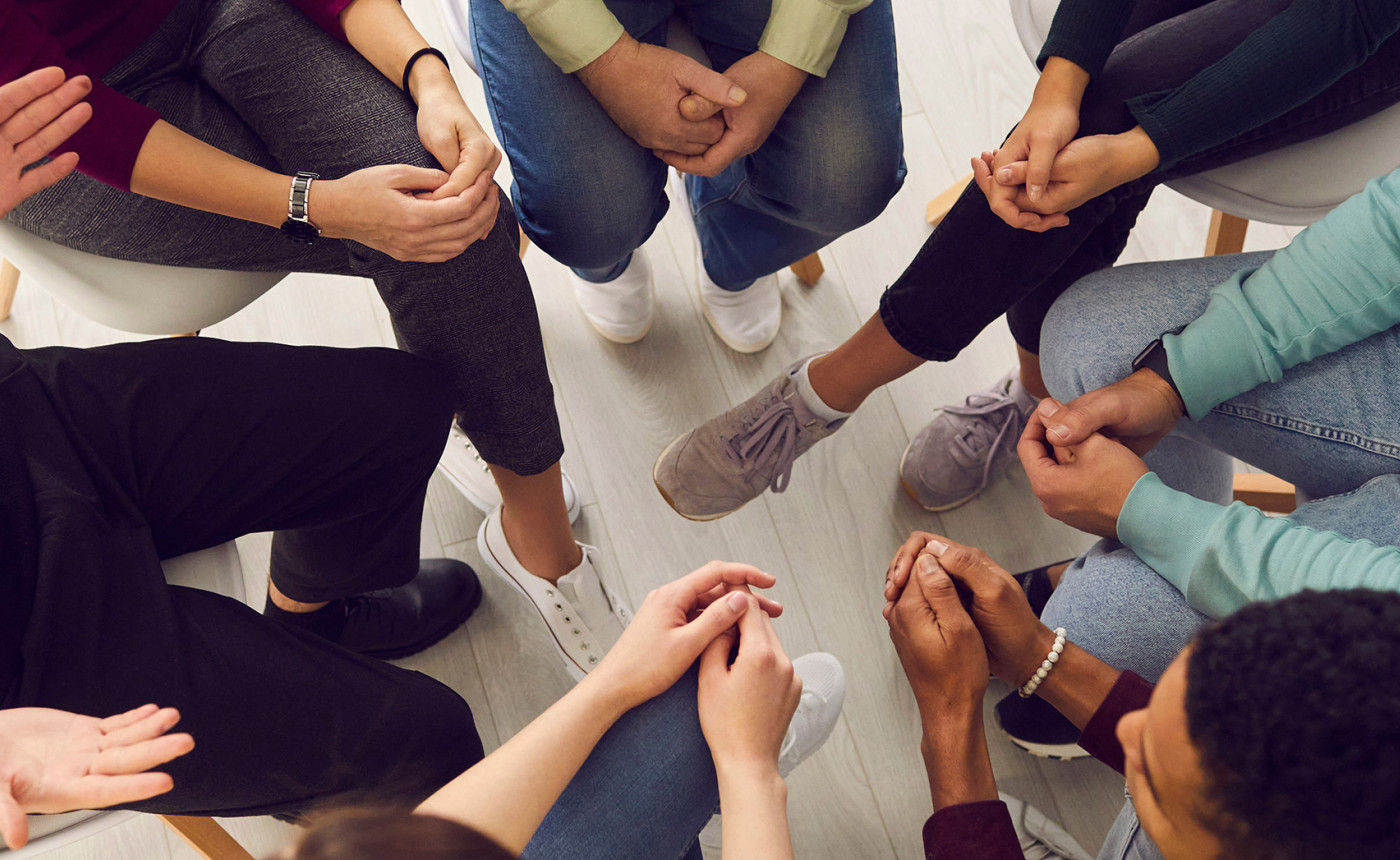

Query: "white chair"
(434, 0), (827, 286)
(0, 220), (285, 335)
(6, 544), (256, 860)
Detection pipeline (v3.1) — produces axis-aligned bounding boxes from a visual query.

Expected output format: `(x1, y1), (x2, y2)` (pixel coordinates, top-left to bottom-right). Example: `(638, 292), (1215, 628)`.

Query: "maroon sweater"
(0, 0), (354, 191)
(922, 672), (1155, 859)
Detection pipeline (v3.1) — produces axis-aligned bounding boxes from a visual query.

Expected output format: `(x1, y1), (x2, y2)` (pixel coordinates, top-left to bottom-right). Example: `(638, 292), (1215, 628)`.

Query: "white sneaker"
(437, 424), (581, 524)
(668, 172), (782, 353)
(699, 652), (845, 849)
(476, 507), (631, 681)
(999, 793), (1093, 860)
(567, 250), (655, 344)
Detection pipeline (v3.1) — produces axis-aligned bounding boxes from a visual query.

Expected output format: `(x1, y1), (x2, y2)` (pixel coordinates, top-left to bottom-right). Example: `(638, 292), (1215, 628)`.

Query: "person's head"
(1116, 589), (1400, 860)
(275, 809), (515, 860)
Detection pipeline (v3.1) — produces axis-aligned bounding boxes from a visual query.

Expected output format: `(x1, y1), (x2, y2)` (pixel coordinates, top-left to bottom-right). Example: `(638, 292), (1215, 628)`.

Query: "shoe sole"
(582, 311), (653, 345)
(356, 574), (484, 661)
(476, 517), (589, 682)
(897, 446), (983, 512)
(652, 434), (749, 522)
(1001, 733), (1092, 761)
(699, 302), (780, 354)
(437, 463), (583, 525)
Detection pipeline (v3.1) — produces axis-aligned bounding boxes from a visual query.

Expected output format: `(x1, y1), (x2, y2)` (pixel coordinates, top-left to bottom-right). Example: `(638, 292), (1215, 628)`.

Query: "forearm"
(338, 0), (441, 97)
(716, 765), (793, 860)
(129, 120), (288, 227)
(1031, 57), (1090, 111)
(919, 710), (997, 812)
(1026, 638), (1121, 730)
(415, 674), (633, 854)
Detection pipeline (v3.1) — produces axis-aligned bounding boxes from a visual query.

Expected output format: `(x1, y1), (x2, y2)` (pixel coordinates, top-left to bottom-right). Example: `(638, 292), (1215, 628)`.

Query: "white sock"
(791, 354), (852, 423)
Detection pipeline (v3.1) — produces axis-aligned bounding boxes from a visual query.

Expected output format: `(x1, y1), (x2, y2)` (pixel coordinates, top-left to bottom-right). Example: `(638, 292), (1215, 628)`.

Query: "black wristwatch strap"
(280, 171), (320, 245)
(1131, 332), (1184, 405)
(402, 47), (449, 103)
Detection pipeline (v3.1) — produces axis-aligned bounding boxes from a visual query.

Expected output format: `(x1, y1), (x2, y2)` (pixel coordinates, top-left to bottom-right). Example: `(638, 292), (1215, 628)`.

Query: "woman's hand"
(410, 64), (502, 244)
(697, 595), (802, 779)
(0, 704), (194, 850)
(992, 127), (1162, 223)
(586, 562), (783, 712)
(0, 67), (92, 218)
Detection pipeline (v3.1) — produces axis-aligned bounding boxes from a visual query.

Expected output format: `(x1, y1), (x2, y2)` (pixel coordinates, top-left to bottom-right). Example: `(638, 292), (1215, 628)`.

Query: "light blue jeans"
(468, 0), (905, 289)
(523, 668), (713, 859)
(1037, 252), (1400, 860)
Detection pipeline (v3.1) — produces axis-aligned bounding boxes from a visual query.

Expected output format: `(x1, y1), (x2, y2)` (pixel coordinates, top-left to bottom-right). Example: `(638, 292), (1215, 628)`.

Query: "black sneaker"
(994, 691), (1089, 760)
(265, 558), (483, 660)
(1012, 559), (1072, 617)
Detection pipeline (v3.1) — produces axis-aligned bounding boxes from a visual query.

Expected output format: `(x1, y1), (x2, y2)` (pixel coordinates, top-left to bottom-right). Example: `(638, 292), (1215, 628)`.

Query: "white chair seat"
(1010, 0), (1400, 224)
(0, 220), (285, 335)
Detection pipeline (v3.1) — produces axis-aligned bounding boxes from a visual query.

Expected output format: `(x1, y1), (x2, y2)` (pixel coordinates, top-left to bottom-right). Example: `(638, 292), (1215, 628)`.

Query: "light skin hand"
(993, 126), (1162, 223)
(1038, 368), (1185, 454)
(576, 33), (746, 155)
(972, 151), (1070, 232)
(656, 51), (807, 177)
(314, 164), (493, 263)
(0, 67), (93, 218)
(1018, 408), (1150, 538)
(409, 58), (502, 243)
(0, 705), (194, 850)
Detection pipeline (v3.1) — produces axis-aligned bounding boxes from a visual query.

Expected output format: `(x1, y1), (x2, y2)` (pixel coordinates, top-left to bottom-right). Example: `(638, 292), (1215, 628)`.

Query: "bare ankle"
(267, 579), (329, 613)
(499, 506), (582, 583)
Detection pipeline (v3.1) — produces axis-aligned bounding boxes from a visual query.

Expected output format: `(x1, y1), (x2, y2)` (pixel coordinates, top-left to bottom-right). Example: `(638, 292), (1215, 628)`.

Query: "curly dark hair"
(1186, 589), (1400, 860)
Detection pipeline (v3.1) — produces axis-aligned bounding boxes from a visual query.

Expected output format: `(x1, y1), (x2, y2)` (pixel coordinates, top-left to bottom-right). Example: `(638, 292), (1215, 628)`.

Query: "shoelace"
(724, 397), (801, 493)
(342, 590), (395, 632)
(940, 385), (1030, 495)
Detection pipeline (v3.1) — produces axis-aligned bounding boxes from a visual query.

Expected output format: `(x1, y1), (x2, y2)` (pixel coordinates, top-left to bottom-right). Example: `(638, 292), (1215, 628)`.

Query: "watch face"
(280, 218), (319, 245)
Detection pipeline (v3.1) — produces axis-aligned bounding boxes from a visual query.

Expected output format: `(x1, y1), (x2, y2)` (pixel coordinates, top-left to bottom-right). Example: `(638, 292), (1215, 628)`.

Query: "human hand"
(1018, 409), (1150, 538)
(697, 594), (801, 780)
(0, 704), (193, 850)
(0, 67), (93, 218)
(315, 164), (499, 262)
(411, 65), (502, 244)
(655, 51), (807, 177)
(972, 150), (1070, 232)
(991, 127), (1161, 223)
(587, 562), (783, 711)
(1037, 369), (1184, 455)
(887, 553), (989, 724)
(576, 34), (746, 155)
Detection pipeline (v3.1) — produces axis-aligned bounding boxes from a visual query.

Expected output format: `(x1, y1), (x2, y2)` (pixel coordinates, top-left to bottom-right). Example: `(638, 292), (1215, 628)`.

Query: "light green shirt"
(494, 0), (873, 75)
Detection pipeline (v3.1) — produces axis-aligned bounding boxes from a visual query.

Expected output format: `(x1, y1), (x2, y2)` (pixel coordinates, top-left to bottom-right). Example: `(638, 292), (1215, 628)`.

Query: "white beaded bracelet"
(1017, 627), (1067, 699)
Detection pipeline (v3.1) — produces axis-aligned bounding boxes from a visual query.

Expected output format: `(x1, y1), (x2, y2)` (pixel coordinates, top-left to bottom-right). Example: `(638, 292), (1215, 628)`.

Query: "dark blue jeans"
(878, 0), (1400, 360)
(469, 0), (905, 290)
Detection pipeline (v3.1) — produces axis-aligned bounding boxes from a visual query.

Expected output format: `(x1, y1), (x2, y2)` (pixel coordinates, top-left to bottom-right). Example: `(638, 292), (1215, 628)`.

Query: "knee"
(386, 676), (484, 800)
(512, 158), (665, 270)
(788, 134), (905, 236)
(358, 348), (456, 455)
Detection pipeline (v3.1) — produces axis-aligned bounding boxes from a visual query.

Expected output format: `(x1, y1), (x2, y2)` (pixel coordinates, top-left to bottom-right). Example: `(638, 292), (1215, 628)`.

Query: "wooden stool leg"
(158, 815), (255, 860)
(1232, 472), (1297, 514)
(518, 224), (530, 260)
(789, 252), (824, 286)
(926, 172), (974, 227)
(1205, 210), (1249, 256)
(0, 257), (19, 322)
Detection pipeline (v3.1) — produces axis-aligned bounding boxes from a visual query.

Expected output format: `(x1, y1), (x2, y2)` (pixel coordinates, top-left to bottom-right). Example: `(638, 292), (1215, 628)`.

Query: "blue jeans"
(522, 668), (714, 860)
(469, 0), (905, 289)
(1037, 252), (1400, 859)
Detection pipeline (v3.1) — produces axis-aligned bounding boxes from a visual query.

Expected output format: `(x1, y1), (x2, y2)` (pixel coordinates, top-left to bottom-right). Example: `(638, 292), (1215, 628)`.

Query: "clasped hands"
(576, 34), (808, 178)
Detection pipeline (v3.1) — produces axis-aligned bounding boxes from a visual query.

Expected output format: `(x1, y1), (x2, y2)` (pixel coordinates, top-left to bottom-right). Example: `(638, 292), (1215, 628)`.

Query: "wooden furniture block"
(790, 252), (825, 286)
(1204, 209), (1249, 256)
(159, 815), (255, 860)
(0, 257), (18, 322)
(1232, 472), (1297, 513)
(926, 172), (974, 227)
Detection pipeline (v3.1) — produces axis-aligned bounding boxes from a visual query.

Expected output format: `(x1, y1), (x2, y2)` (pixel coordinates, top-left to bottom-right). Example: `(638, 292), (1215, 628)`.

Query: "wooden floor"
(3, 1), (1302, 857)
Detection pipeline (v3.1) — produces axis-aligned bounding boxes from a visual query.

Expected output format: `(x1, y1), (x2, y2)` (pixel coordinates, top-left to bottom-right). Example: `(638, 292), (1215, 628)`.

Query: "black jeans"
(879, 0), (1400, 360)
(1, 336), (483, 817)
(6, 0), (562, 475)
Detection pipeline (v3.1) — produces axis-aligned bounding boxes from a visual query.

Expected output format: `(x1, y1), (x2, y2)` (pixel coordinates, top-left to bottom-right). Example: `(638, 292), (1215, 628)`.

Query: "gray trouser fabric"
(7, 0), (563, 475)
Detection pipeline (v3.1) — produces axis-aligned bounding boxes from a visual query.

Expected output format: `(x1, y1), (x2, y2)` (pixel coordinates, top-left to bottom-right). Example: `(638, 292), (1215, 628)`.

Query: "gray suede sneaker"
(654, 357), (845, 521)
(899, 370), (1038, 511)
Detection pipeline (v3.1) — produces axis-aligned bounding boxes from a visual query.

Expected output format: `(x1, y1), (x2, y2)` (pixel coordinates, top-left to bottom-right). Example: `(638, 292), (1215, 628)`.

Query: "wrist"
(1033, 57), (1089, 109)
(575, 32), (635, 91)
(1014, 625), (1060, 688)
(407, 55), (454, 105)
(1113, 125), (1161, 179)
(919, 718), (997, 811)
(715, 757), (785, 793)
(572, 666), (643, 722)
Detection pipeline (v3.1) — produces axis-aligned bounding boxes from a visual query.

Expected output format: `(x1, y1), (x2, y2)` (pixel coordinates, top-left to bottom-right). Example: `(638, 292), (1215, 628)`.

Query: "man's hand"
(0, 67), (93, 218)
(656, 51), (807, 177)
(0, 704), (194, 850)
(1037, 369), (1184, 454)
(576, 34), (746, 155)
(1018, 409), (1150, 538)
(886, 553), (989, 721)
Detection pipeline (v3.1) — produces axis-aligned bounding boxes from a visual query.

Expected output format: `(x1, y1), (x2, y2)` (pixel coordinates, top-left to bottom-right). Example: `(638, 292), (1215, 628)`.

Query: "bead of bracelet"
(1018, 628), (1067, 699)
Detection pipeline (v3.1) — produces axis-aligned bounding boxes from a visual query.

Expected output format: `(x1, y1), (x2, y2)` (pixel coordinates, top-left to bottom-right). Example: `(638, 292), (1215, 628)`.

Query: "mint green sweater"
(1116, 169), (1400, 618)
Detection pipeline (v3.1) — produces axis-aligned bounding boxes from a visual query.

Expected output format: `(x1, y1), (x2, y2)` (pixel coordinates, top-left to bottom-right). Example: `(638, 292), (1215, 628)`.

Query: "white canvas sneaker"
(437, 424), (581, 523)
(567, 250), (655, 344)
(1000, 793), (1094, 860)
(476, 507), (631, 681)
(699, 652), (845, 849)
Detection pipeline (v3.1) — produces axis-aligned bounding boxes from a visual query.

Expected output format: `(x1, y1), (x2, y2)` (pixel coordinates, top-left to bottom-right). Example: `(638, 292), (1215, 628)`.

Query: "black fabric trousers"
(5, 0), (563, 475)
(878, 0), (1400, 359)
(1, 336), (483, 817)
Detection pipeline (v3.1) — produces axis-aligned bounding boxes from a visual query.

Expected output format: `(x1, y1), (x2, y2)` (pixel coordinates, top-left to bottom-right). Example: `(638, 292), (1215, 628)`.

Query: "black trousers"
(878, 0), (1400, 359)
(1, 336), (484, 817)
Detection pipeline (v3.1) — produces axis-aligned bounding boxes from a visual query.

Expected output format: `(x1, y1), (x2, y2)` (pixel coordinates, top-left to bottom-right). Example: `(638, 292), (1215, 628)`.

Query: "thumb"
(683, 590), (750, 653)
(914, 555), (968, 619)
(674, 63), (747, 109)
(679, 93), (723, 122)
(996, 160), (1028, 187)
(1026, 139), (1056, 202)
(0, 787), (28, 850)
(1040, 393), (1113, 446)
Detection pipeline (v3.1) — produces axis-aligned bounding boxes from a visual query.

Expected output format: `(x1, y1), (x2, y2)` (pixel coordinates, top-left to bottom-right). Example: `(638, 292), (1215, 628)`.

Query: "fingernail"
(729, 86), (747, 103)
(928, 539), (948, 555)
(998, 168), (1013, 182)
(1050, 424), (1069, 439)
(726, 592), (747, 611)
(1030, 184), (1043, 201)
(1040, 400), (1060, 418)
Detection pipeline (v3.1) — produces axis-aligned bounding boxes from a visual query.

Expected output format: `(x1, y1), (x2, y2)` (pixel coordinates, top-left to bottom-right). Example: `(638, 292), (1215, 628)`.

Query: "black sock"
(263, 595), (348, 641)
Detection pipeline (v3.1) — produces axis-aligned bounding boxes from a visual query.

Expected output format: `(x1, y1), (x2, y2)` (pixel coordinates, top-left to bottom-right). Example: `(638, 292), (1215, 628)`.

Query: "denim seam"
(1213, 403), (1400, 459)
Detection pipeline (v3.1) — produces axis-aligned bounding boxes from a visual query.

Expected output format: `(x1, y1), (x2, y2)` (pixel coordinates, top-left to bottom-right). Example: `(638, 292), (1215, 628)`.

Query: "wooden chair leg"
(789, 252), (824, 286)
(1205, 209), (1249, 256)
(1232, 472), (1297, 514)
(0, 257), (19, 322)
(518, 224), (530, 260)
(926, 172), (974, 227)
(158, 815), (255, 860)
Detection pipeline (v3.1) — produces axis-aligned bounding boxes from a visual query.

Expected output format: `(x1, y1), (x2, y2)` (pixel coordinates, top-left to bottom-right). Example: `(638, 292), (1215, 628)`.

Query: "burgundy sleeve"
(0, 0), (160, 192)
(1078, 670), (1155, 774)
(922, 801), (1023, 860)
(283, 0), (360, 41)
